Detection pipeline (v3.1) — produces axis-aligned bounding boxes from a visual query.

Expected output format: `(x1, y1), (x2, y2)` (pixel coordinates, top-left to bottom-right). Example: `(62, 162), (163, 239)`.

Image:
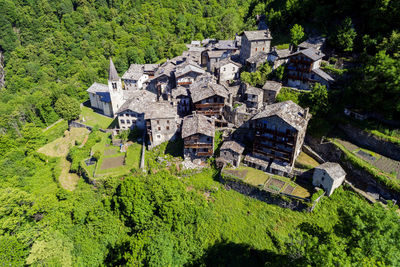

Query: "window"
(232, 67), (235, 71)
(156, 135), (161, 139)
(127, 120), (130, 124)
(255, 48), (257, 51)
(207, 137), (211, 141)
(167, 120), (170, 124)
(223, 67), (226, 71)
(157, 120), (160, 124)
(112, 83), (117, 89)
(166, 126), (170, 130)
(158, 127), (161, 131)
(121, 120), (125, 124)
(263, 47), (265, 51)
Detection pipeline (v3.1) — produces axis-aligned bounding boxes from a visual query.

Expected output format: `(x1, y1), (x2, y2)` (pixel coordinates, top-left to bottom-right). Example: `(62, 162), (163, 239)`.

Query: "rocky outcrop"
(339, 124), (400, 161)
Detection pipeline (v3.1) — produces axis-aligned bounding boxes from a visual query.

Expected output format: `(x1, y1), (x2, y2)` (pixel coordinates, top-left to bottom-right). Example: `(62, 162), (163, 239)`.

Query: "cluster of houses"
(86, 29), (343, 196)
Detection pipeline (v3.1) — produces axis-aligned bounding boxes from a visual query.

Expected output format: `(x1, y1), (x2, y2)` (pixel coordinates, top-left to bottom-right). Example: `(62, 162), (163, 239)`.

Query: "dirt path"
(59, 158), (79, 191)
(43, 119), (63, 132)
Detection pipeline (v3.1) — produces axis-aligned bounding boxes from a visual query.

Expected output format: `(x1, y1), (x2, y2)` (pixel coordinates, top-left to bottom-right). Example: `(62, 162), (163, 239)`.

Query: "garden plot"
(100, 155), (125, 170)
(222, 166), (311, 198)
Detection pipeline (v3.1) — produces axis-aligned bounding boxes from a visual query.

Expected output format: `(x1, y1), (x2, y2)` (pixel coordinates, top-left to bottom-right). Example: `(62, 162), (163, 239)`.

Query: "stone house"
(174, 61), (205, 87)
(116, 90), (157, 130)
(245, 52), (269, 72)
(287, 48), (334, 90)
(247, 100), (311, 175)
(87, 58), (126, 117)
(143, 64), (159, 79)
(244, 85), (264, 110)
(218, 141), (245, 168)
(145, 102), (178, 149)
(182, 114), (215, 160)
(171, 86), (191, 117)
(298, 36), (326, 51)
(201, 50), (229, 71)
(262, 81), (282, 104)
(189, 80), (229, 120)
(214, 58), (242, 83)
(122, 64), (149, 90)
(267, 47), (291, 69)
(87, 82), (113, 117)
(154, 60), (176, 100)
(312, 162), (346, 196)
(240, 30), (273, 63)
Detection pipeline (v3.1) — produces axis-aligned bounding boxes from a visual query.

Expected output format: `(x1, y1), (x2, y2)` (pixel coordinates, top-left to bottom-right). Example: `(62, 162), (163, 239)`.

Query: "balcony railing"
(254, 135), (295, 146)
(184, 142), (213, 149)
(252, 149), (291, 163)
(195, 103), (224, 109)
(197, 151), (213, 156)
(253, 142), (292, 156)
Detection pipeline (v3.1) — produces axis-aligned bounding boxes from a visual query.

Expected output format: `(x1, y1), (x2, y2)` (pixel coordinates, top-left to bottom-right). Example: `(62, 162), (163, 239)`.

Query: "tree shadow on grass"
(191, 240), (287, 267)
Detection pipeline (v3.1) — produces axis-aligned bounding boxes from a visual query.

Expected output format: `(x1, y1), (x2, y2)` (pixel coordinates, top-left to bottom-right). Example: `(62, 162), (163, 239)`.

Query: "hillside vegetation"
(1, 0), (400, 265)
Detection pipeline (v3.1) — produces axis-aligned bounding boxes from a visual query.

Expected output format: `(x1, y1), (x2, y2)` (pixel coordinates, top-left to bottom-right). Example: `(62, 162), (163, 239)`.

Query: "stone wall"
(221, 175), (311, 212)
(305, 135), (400, 203)
(339, 124), (400, 161)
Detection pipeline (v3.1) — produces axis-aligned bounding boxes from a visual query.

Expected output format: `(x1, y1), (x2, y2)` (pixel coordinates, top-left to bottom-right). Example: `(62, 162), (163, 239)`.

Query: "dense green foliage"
(1, 0), (400, 265)
(54, 94), (81, 121)
(290, 24), (304, 46)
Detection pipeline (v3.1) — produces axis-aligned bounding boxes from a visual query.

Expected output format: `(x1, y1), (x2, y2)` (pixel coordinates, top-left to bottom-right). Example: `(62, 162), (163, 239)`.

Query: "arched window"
(120, 120), (125, 124)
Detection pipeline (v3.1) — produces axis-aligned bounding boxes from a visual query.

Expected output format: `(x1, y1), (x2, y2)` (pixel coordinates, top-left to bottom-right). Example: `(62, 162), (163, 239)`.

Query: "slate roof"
(175, 62), (205, 78)
(181, 114), (215, 139)
(87, 82), (109, 93)
(122, 64), (144, 80)
(207, 50), (226, 58)
(154, 61), (176, 79)
(290, 47), (324, 61)
(312, 68), (335, 82)
(246, 86), (263, 96)
(298, 36), (326, 50)
(144, 102), (177, 120)
(144, 64), (159, 73)
(191, 40), (201, 46)
(262, 81), (282, 91)
(243, 30), (272, 41)
(171, 86), (189, 98)
(275, 48), (291, 59)
(252, 100), (311, 131)
(189, 80), (229, 103)
(220, 141), (245, 154)
(215, 40), (237, 50)
(246, 52), (268, 64)
(214, 58), (242, 69)
(109, 58), (120, 81)
(316, 162), (346, 180)
(117, 90), (157, 114)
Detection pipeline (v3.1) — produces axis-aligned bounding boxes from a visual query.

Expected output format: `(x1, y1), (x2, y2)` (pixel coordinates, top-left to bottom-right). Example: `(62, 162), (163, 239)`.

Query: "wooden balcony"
(253, 142), (292, 156)
(178, 81), (192, 85)
(254, 126), (295, 138)
(289, 58), (312, 65)
(254, 135), (295, 146)
(184, 142), (213, 149)
(196, 110), (221, 116)
(195, 103), (224, 109)
(253, 149), (290, 163)
(197, 151), (213, 156)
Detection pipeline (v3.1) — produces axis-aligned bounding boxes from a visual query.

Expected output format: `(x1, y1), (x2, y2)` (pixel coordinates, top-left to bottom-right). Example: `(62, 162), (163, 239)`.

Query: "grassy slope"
(182, 168), (360, 252)
(79, 106), (114, 129)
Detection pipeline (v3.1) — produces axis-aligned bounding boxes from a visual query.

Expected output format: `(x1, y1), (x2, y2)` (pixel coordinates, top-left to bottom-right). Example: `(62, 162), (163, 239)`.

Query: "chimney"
(304, 107), (309, 118)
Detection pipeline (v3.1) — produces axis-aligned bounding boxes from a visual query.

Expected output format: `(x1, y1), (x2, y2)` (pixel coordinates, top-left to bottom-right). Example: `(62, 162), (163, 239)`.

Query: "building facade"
(312, 162), (346, 196)
(182, 114), (215, 160)
(240, 30), (272, 63)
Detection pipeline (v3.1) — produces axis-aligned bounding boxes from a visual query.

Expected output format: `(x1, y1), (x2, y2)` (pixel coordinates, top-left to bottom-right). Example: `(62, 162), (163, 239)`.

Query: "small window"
(120, 120), (125, 124)
(157, 120), (160, 124)
(232, 67), (235, 71)
(158, 127), (161, 131)
(263, 47), (265, 51)
(112, 83), (117, 89)
(166, 126), (170, 130)
(223, 67), (226, 71)
(156, 135), (161, 139)
(167, 120), (170, 124)
(255, 48), (257, 51)
(127, 120), (130, 124)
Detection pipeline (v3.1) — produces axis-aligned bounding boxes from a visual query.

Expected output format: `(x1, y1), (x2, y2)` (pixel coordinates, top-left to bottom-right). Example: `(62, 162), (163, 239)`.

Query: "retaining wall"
(338, 124), (400, 161)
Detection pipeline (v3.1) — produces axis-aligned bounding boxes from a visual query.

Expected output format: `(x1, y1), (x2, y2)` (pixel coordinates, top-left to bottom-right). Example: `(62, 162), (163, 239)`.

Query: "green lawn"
(295, 152), (320, 169)
(42, 120), (69, 143)
(79, 106), (114, 129)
